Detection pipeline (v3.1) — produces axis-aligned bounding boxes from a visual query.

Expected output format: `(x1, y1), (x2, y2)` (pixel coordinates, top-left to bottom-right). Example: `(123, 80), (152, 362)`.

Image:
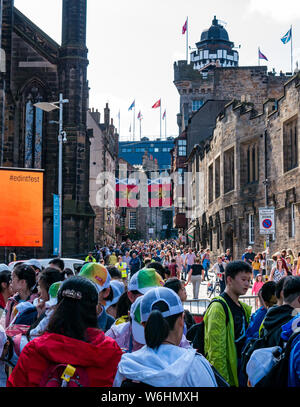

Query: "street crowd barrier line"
(183, 295), (259, 323)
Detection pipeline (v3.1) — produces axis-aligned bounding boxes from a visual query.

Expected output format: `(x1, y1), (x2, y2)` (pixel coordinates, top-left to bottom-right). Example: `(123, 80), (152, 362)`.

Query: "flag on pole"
(128, 100), (135, 111)
(162, 110), (166, 120)
(137, 111), (143, 120)
(117, 110), (120, 119)
(258, 49), (268, 61)
(182, 18), (187, 35)
(152, 99), (161, 109)
(281, 27), (292, 44)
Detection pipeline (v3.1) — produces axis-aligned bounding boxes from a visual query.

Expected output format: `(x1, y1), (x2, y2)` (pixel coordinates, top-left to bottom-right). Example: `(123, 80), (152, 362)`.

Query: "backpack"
(5, 324), (30, 357)
(240, 322), (287, 377)
(254, 330), (300, 387)
(186, 298), (229, 355)
(39, 363), (89, 387)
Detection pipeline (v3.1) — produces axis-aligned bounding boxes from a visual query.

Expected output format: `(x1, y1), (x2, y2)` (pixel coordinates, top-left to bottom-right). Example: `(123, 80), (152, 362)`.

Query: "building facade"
(187, 73), (300, 259)
(119, 138), (174, 170)
(0, 0), (94, 261)
(88, 104), (119, 247)
(116, 152), (174, 242)
(171, 15), (295, 258)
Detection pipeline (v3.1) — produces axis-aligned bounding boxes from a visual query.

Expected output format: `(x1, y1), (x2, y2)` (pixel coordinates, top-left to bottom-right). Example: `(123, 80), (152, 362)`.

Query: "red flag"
(182, 19), (187, 35)
(152, 99), (161, 109)
(162, 110), (166, 120)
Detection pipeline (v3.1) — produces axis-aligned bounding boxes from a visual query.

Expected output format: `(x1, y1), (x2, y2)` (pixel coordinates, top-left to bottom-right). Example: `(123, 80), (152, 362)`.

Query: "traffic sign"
(259, 207), (275, 235)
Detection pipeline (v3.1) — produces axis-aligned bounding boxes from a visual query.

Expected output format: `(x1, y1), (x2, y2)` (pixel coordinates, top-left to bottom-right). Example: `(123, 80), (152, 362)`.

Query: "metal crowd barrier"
(239, 295), (259, 312)
(183, 295), (259, 318)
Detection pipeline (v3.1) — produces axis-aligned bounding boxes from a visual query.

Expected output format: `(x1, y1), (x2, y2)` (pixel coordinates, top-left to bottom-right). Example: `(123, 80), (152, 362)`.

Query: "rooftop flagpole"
(186, 17), (189, 63)
(133, 101), (135, 141)
(291, 25), (293, 73)
(160, 100), (162, 140)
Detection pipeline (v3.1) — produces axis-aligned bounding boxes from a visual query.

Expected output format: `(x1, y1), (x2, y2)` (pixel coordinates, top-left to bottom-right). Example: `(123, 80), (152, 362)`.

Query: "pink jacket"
(252, 281), (264, 296)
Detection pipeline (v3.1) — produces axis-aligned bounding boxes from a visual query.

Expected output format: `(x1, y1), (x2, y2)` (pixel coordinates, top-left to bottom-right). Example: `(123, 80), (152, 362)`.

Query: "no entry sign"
(259, 207), (275, 235)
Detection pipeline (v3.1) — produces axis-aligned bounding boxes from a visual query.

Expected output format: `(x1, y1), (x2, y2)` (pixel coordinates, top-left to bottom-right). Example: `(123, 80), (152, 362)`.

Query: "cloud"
(248, 0), (300, 22)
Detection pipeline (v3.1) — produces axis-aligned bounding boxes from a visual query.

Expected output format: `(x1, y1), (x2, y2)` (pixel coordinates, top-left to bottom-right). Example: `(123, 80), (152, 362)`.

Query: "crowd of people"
(0, 238), (299, 388)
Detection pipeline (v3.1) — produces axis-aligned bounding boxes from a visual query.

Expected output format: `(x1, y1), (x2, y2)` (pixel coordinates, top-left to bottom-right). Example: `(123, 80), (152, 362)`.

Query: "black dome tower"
(191, 16), (239, 70)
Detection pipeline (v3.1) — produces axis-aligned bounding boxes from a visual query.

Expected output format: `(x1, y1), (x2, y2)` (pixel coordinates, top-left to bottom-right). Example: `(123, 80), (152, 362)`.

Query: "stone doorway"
(224, 225), (234, 259)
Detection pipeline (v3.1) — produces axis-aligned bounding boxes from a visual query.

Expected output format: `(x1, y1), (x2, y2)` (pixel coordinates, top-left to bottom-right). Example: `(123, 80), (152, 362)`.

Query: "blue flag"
(281, 28), (292, 44)
(128, 100), (135, 111)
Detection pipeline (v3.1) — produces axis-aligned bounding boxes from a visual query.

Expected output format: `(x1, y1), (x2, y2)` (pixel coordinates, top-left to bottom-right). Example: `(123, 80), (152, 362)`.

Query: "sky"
(14, 0), (300, 141)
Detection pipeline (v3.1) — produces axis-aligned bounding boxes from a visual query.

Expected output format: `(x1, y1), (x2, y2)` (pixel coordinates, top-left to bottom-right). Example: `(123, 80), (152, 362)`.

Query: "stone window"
(249, 213), (255, 244)
(224, 147), (235, 193)
(178, 139), (187, 156)
(215, 156), (220, 198)
(225, 206), (233, 221)
(192, 100), (204, 111)
(289, 203), (296, 238)
(129, 211), (137, 229)
(209, 228), (213, 251)
(208, 164), (213, 203)
(216, 213), (221, 249)
(247, 144), (259, 183)
(283, 117), (298, 172)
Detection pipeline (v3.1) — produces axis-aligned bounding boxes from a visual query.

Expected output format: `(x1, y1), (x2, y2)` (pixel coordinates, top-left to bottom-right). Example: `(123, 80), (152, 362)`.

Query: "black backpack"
(255, 330), (300, 387)
(186, 298), (229, 356)
(240, 315), (294, 377)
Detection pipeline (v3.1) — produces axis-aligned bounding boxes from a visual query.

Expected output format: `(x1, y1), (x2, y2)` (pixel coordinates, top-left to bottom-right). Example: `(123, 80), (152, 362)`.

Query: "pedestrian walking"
(185, 257), (204, 299)
(270, 259), (288, 283)
(202, 249), (211, 281)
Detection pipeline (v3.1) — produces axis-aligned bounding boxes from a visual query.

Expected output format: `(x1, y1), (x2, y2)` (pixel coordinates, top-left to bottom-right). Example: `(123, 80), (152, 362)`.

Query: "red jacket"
(7, 328), (122, 387)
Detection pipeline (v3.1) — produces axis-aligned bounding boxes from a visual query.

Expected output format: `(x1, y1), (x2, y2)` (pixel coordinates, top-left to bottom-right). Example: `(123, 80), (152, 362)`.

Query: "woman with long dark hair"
(5, 264), (37, 327)
(7, 277), (122, 387)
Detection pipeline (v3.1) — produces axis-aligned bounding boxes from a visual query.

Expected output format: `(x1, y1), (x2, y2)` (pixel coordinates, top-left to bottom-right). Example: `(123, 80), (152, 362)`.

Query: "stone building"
(187, 72), (300, 260)
(174, 17), (289, 135)
(0, 0), (94, 260)
(116, 151), (173, 242)
(88, 104), (119, 247)
(174, 63), (289, 135)
(171, 15), (293, 256)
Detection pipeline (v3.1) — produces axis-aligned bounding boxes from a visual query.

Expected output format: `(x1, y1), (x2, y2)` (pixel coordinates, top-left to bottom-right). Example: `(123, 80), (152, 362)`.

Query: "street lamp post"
(34, 93), (69, 257)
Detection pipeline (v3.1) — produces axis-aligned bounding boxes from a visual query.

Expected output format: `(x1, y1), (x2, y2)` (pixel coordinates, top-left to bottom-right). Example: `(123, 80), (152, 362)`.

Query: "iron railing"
(183, 295), (259, 316)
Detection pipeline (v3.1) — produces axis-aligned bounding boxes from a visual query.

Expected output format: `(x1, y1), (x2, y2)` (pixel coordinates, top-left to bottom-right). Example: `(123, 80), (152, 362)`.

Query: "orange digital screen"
(0, 169), (43, 247)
